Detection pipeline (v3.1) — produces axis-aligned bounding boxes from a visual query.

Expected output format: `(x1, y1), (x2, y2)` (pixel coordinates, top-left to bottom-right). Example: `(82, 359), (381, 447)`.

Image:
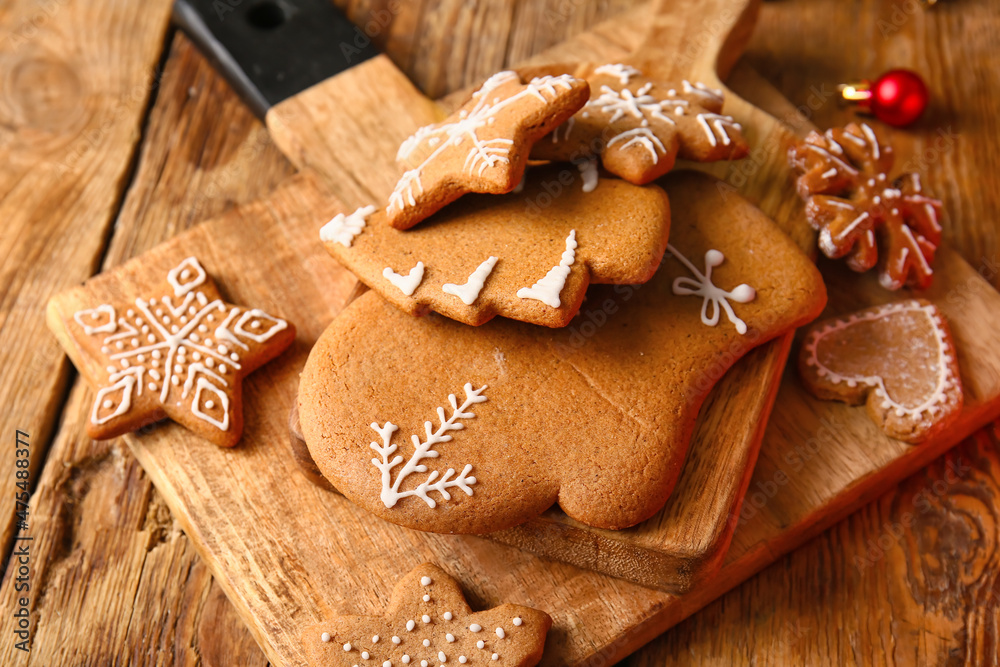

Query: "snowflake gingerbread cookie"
(798, 299), (963, 443)
(789, 122), (944, 290)
(387, 70), (589, 230)
(302, 563), (551, 667)
(530, 63), (749, 184)
(52, 257), (295, 447)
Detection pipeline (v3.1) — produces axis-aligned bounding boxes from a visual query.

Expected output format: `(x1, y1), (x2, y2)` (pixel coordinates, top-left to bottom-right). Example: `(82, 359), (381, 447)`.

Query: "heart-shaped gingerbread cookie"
(798, 299), (963, 443)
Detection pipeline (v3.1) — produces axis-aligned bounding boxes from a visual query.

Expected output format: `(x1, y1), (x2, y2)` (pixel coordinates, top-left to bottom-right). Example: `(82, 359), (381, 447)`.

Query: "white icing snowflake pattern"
(72, 257), (290, 437)
(667, 245), (756, 335)
(389, 72), (579, 215)
(370, 383), (487, 509)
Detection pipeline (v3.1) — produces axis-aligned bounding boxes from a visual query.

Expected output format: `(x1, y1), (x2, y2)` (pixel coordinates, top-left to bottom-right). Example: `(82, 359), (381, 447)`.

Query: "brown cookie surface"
(299, 172), (827, 534)
(798, 299), (963, 443)
(302, 563), (551, 667)
(50, 256), (295, 447)
(387, 70), (589, 230)
(320, 165), (671, 328)
(788, 122), (944, 290)
(529, 63), (749, 184)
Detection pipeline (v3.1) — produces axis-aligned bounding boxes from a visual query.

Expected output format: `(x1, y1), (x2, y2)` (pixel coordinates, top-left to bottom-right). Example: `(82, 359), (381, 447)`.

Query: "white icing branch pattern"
(667, 245), (756, 334)
(73, 257), (289, 433)
(516, 230), (577, 308)
(383, 262), (425, 296)
(442, 257), (498, 305)
(370, 383), (487, 509)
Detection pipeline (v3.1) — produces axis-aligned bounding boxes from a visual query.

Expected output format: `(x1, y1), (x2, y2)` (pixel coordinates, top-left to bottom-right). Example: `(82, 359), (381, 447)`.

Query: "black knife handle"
(173, 0), (380, 118)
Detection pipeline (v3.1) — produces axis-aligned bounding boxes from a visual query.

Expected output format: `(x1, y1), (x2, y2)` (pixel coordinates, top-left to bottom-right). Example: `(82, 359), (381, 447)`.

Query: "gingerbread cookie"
(299, 172), (826, 534)
(49, 257), (295, 447)
(788, 122), (944, 290)
(320, 164), (671, 328)
(798, 299), (962, 443)
(529, 63), (749, 184)
(303, 563), (551, 667)
(387, 70), (589, 230)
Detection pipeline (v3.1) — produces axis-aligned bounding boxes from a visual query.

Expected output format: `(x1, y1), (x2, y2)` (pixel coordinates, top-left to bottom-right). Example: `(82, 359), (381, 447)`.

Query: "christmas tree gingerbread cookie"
(529, 63), (749, 184)
(798, 299), (963, 443)
(789, 122), (944, 290)
(48, 256), (295, 447)
(299, 172), (827, 534)
(320, 165), (671, 328)
(302, 563), (551, 667)
(387, 70), (590, 230)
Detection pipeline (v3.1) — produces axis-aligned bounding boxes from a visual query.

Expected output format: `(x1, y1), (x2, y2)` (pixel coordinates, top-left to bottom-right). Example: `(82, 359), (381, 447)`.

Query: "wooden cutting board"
(267, 0), (797, 594)
(44, 1), (1000, 666)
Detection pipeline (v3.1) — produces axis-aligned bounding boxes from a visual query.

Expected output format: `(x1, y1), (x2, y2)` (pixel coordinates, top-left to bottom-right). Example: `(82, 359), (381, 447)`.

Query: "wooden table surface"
(1, 0), (998, 664)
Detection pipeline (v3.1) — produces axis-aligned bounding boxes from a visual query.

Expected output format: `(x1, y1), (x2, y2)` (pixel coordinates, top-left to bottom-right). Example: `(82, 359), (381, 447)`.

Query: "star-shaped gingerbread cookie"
(302, 563), (552, 667)
(48, 257), (295, 447)
(387, 70), (590, 230)
(529, 63), (749, 184)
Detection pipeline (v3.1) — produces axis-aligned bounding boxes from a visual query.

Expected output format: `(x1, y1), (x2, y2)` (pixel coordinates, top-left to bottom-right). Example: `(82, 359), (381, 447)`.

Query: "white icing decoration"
(516, 230), (577, 308)
(442, 257), (497, 305)
(512, 617), (522, 626)
(806, 300), (954, 417)
(370, 383), (486, 509)
(577, 157), (599, 193)
(469, 624), (481, 633)
(74, 305), (117, 335)
(389, 72), (578, 214)
(594, 63), (642, 85)
(320, 205), (376, 248)
(421, 576), (432, 586)
(495, 628), (505, 639)
(695, 113), (742, 147)
(383, 262), (425, 296)
(443, 612), (453, 621)
(168, 257), (207, 297)
(682, 79), (724, 104)
(320, 633), (330, 642)
(74, 257), (288, 434)
(607, 127), (666, 161)
(667, 245), (756, 335)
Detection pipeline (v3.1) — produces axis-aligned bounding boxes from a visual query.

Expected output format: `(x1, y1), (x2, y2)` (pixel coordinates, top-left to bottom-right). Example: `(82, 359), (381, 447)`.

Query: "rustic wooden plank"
(0, 0), (173, 565)
(0, 33), (289, 666)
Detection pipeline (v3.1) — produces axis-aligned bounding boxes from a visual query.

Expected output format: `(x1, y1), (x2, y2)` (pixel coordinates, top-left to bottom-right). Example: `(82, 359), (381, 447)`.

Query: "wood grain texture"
(0, 33), (288, 666)
(0, 0), (173, 567)
(3, 0), (999, 665)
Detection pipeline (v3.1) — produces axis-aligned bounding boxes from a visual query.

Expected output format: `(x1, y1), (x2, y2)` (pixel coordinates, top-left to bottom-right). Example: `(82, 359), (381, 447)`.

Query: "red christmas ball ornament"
(839, 69), (929, 127)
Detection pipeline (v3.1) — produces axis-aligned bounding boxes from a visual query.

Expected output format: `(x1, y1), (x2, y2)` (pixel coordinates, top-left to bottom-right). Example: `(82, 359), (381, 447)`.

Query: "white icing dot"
(343, 642), (352, 651)
(251, 320), (260, 328)
(152, 359), (159, 368)
(126, 309), (135, 317)
(180, 316), (188, 324)
(320, 632), (330, 642)
(102, 399), (113, 409)
(147, 334), (156, 343)
(198, 325), (208, 333)
(383, 662), (391, 667)
(438, 652), (446, 663)
(171, 376), (180, 386)
(188, 305), (196, 315)
(446, 634), (455, 643)
(422, 615), (431, 624)
(162, 317), (170, 325)
(181, 269), (191, 280)
(443, 612), (453, 621)
(459, 658), (467, 664)
(406, 620), (415, 632)
(131, 338), (139, 347)
(469, 624), (481, 633)
(392, 636), (401, 645)
(152, 350), (162, 359)
(191, 334), (200, 343)
(421, 576), (432, 586)
(148, 382), (157, 392)
(512, 617), (522, 626)
(402, 657), (410, 665)
(205, 400), (215, 409)
(423, 595), (431, 602)
(137, 354), (145, 362)
(155, 309), (163, 317)
(423, 639), (430, 647)
(116, 341), (124, 350)
(373, 635), (380, 643)
(101, 346), (110, 354)
(149, 298), (156, 305)
(362, 651), (370, 659)
(218, 364), (227, 374)
(141, 325), (149, 334)
(106, 366), (115, 373)
(496, 628), (505, 639)
(421, 661), (428, 667)
(476, 641), (484, 649)
(492, 655), (498, 661)
(192, 351), (201, 360)
(120, 359), (130, 368)
(205, 358), (215, 368)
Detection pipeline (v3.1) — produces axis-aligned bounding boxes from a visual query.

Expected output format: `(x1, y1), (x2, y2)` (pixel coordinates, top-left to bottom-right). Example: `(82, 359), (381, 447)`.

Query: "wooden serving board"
(267, 0), (795, 594)
(44, 2), (1000, 666)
